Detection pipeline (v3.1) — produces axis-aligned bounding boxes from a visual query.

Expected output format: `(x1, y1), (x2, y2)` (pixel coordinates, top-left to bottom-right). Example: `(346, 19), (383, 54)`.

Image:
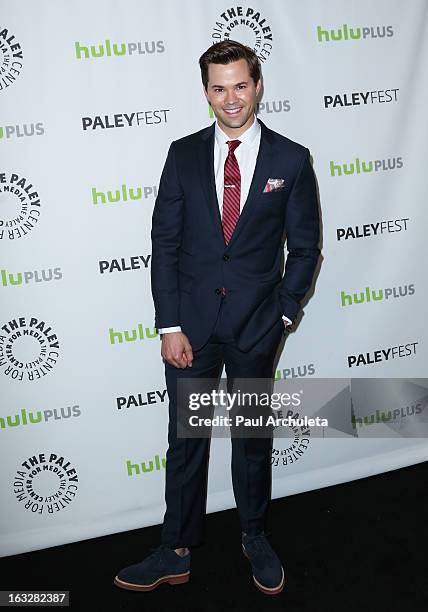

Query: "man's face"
(204, 58), (261, 137)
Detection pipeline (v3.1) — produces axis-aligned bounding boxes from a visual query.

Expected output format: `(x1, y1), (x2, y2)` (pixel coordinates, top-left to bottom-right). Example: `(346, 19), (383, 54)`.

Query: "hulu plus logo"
(0, 122), (44, 140)
(126, 455), (166, 476)
(91, 183), (157, 205)
(74, 39), (165, 59)
(330, 156), (402, 177)
(341, 284), (414, 307)
(316, 24), (394, 42)
(352, 403), (423, 428)
(1, 267), (62, 287)
(0, 405), (80, 430)
(109, 324), (158, 344)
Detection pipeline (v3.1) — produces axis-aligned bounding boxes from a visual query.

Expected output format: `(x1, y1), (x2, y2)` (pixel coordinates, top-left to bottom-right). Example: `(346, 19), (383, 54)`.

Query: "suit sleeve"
(278, 148), (320, 323)
(151, 141), (184, 329)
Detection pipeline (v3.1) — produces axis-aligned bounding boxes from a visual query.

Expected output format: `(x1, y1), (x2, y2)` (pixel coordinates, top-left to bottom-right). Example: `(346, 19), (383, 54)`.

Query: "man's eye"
(237, 85), (246, 89)
(214, 88), (223, 93)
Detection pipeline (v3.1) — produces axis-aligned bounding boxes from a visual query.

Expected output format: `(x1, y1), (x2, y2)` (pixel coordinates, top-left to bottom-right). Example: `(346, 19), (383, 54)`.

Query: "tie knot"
(227, 139), (241, 154)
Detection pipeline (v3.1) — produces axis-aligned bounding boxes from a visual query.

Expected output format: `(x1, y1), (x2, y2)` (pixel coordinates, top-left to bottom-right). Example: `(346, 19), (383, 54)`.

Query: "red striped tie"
(222, 139), (241, 245)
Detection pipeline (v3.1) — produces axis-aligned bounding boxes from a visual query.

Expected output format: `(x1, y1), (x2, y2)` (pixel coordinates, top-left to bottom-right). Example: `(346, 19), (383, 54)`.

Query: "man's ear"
(255, 79), (262, 96)
(203, 86), (210, 103)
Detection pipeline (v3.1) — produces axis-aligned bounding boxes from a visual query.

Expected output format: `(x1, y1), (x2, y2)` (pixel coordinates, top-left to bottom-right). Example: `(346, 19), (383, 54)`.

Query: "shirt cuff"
(158, 326), (182, 334)
(160, 318), (290, 334)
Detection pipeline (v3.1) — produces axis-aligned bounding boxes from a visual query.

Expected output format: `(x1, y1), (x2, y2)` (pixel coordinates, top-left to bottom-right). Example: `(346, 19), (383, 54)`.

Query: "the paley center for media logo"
(211, 6), (273, 62)
(13, 452), (79, 515)
(0, 172), (41, 240)
(0, 316), (60, 381)
(0, 27), (23, 92)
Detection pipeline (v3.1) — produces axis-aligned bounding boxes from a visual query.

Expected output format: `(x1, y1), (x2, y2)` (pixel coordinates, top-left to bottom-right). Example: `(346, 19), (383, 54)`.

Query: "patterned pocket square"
(263, 178), (286, 193)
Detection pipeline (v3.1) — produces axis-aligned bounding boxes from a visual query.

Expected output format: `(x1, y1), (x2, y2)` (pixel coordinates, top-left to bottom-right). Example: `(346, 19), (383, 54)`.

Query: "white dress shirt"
(214, 114), (261, 217)
(158, 116), (292, 334)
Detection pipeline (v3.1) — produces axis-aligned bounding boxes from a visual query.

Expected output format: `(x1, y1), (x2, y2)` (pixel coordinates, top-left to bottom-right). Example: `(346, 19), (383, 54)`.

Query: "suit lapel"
(198, 119), (275, 249)
(225, 120), (274, 250)
(198, 123), (224, 246)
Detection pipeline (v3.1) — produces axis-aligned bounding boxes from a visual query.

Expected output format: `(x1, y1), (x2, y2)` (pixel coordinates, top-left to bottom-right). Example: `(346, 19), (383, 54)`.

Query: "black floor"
(1, 461), (427, 611)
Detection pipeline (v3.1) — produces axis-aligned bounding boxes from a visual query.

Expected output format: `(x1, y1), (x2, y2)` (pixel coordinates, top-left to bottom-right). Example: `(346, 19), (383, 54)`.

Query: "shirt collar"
(214, 114), (260, 147)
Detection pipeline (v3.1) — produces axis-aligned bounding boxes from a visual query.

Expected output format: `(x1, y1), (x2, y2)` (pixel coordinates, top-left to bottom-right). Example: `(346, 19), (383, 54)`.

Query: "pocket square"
(263, 178), (285, 193)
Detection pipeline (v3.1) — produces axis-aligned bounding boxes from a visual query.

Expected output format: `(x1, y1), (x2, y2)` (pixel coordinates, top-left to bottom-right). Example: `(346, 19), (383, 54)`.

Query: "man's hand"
(161, 332), (194, 368)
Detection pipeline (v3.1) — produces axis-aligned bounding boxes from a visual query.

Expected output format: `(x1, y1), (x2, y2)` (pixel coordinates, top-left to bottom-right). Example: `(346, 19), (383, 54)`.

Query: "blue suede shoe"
(114, 544), (190, 592)
(242, 532), (284, 595)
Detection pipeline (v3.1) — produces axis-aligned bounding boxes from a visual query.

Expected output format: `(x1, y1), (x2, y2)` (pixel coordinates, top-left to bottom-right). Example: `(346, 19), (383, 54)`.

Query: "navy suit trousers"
(160, 295), (284, 548)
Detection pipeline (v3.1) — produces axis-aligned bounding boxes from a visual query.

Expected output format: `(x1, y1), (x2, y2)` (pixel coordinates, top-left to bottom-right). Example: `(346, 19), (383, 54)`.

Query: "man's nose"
(225, 89), (238, 105)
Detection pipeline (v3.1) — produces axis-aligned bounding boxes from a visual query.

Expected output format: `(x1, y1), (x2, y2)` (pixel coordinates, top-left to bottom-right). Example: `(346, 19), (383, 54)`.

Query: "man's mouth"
(223, 107), (243, 116)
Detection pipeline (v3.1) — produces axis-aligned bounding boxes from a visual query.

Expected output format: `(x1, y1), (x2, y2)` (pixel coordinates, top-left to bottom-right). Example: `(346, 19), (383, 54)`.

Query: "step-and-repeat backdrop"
(1, 0), (427, 557)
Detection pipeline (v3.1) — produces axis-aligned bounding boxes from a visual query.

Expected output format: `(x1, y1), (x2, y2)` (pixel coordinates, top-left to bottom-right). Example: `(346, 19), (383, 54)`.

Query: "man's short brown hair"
(199, 40), (261, 90)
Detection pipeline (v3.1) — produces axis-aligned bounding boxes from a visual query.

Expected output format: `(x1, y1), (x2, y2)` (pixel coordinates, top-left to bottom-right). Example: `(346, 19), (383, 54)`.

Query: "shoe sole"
(242, 544), (285, 595)
(113, 571), (190, 592)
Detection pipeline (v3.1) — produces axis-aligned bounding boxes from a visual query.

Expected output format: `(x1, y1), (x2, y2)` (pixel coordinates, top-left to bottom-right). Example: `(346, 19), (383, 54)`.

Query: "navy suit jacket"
(151, 118), (320, 353)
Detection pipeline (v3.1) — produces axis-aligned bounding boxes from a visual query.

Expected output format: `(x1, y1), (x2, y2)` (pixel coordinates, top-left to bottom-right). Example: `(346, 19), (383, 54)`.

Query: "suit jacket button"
(223, 254), (230, 261)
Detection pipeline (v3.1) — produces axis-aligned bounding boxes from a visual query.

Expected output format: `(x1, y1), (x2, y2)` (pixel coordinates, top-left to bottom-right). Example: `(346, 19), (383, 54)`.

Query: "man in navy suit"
(114, 40), (320, 596)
